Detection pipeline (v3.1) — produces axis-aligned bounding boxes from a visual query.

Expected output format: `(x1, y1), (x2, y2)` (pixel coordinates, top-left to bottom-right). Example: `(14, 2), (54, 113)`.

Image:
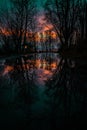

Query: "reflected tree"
(45, 58), (87, 128)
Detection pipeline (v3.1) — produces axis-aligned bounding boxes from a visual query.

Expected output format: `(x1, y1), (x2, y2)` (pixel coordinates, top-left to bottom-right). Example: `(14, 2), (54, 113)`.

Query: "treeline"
(0, 0), (87, 55)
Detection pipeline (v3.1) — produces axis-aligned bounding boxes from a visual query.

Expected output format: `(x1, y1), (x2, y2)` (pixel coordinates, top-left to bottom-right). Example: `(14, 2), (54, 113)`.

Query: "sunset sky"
(0, 0), (54, 34)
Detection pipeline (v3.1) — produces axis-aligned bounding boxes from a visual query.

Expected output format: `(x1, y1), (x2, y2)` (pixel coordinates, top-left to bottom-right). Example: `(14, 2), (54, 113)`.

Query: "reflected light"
(43, 70), (51, 75)
(3, 66), (14, 75)
(2, 59), (58, 85)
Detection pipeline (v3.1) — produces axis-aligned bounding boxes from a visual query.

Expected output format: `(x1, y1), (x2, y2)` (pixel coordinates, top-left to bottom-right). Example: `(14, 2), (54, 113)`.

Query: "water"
(0, 53), (87, 129)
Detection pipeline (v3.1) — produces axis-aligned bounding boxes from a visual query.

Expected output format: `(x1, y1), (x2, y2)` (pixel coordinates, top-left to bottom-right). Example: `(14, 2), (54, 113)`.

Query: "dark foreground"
(0, 53), (87, 129)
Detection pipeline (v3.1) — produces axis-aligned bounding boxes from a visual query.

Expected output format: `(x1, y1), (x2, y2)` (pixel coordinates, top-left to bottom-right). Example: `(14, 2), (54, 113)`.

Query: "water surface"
(0, 53), (87, 129)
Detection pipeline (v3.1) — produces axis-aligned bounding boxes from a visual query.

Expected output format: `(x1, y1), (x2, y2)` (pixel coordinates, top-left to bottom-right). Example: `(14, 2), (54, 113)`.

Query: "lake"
(0, 53), (87, 129)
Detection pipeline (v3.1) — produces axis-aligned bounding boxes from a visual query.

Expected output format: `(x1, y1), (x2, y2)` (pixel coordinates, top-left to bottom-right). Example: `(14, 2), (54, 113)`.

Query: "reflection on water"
(1, 53), (59, 85)
(0, 53), (87, 129)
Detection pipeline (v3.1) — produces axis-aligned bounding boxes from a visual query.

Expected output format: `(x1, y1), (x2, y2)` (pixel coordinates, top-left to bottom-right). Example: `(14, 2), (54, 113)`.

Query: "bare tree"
(9, 0), (36, 53)
(44, 0), (80, 49)
(0, 0), (37, 54)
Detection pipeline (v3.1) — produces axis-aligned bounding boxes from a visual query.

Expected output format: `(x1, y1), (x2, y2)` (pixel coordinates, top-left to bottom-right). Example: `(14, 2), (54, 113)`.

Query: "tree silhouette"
(44, 0), (81, 49)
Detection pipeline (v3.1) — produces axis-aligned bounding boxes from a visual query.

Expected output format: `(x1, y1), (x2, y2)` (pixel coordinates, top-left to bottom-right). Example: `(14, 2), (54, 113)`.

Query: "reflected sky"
(0, 53), (60, 86)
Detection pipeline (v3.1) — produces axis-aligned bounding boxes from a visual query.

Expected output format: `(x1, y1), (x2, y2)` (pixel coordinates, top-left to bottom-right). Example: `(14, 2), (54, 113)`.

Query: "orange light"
(25, 45), (27, 49)
(3, 66), (14, 75)
(0, 26), (57, 42)
(51, 31), (57, 39)
(51, 62), (57, 69)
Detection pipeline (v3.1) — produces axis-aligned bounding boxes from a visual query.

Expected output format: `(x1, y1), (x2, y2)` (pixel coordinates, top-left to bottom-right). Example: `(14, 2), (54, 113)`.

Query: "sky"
(0, 0), (86, 9)
(0, 0), (46, 10)
(0, 0), (50, 32)
(0, 0), (86, 33)
(37, 0), (46, 10)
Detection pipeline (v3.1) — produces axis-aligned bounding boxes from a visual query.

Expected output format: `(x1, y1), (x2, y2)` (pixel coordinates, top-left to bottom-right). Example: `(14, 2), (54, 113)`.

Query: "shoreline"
(0, 50), (87, 60)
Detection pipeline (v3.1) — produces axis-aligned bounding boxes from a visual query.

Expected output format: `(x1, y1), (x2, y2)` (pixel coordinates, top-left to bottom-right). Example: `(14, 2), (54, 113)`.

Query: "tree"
(0, 0), (37, 54)
(78, 0), (86, 39)
(9, 0), (36, 53)
(44, 0), (80, 49)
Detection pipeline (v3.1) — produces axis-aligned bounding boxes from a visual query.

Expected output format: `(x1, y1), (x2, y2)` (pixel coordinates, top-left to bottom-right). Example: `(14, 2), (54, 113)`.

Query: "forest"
(0, 0), (87, 57)
(0, 0), (87, 129)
